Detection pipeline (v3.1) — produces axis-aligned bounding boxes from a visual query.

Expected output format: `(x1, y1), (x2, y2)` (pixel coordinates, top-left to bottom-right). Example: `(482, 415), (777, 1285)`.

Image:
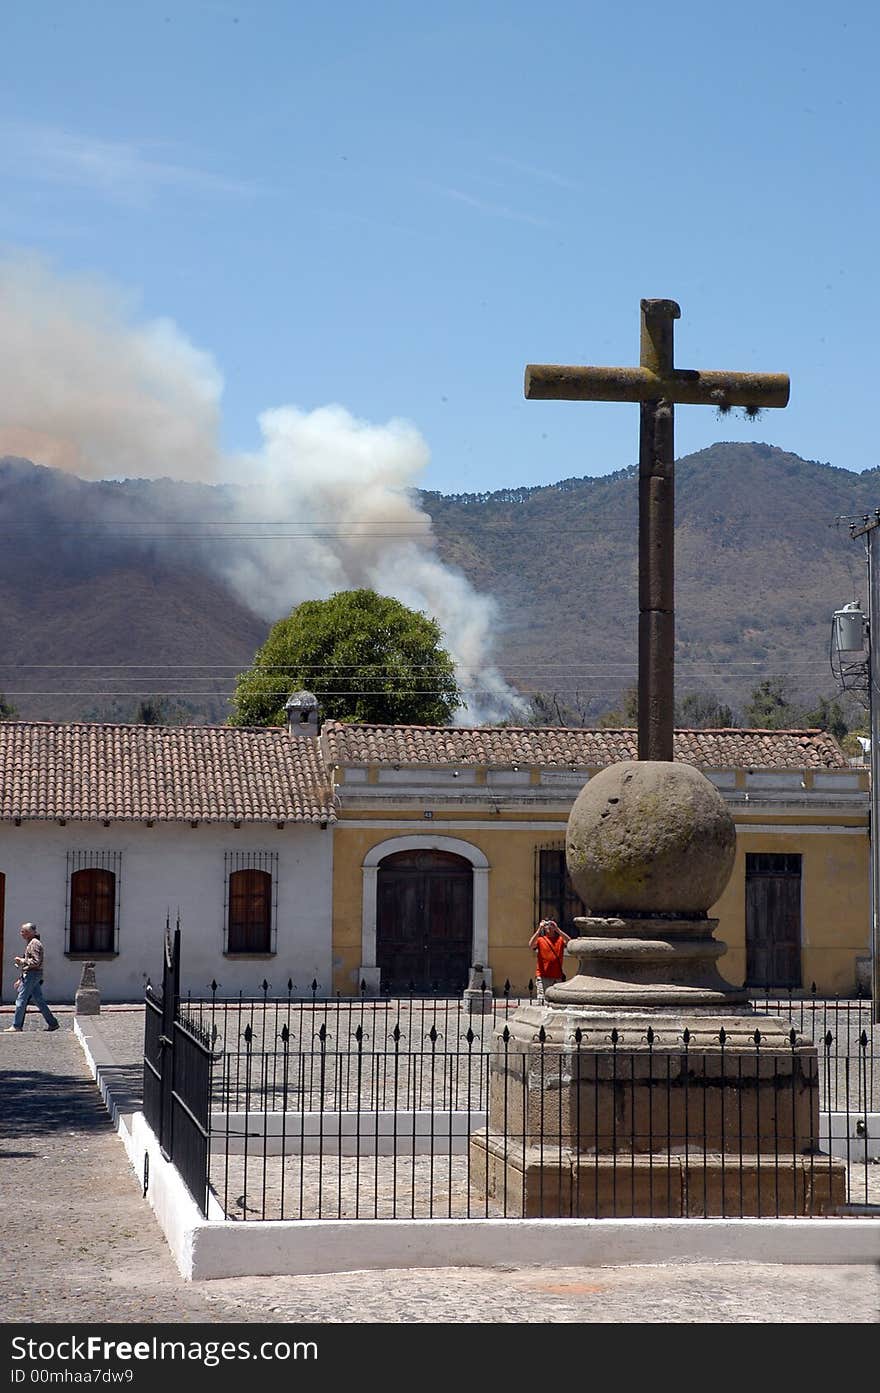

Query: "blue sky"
(1, 0), (877, 494)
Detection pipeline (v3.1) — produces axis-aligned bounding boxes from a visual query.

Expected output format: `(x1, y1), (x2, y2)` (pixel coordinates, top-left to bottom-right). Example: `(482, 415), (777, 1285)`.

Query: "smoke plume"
(0, 255), (521, 722)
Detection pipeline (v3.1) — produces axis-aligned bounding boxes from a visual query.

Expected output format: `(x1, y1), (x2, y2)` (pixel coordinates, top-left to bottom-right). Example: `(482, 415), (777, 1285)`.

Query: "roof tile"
(321, 723), (847, 771)
(0, 722), (336, 824)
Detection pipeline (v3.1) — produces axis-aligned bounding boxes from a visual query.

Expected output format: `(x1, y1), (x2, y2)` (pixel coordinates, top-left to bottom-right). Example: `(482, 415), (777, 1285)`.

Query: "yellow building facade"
(321, 723), (869, 999)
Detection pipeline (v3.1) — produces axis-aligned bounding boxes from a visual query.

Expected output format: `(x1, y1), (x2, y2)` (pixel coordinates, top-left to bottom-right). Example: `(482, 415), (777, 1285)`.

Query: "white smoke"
(0, 255), (223, 480)
(0, 255), (522, 723)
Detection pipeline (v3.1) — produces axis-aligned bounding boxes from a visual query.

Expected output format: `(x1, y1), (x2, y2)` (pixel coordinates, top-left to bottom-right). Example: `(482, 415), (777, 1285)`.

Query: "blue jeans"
(13, 974), (58, 1030)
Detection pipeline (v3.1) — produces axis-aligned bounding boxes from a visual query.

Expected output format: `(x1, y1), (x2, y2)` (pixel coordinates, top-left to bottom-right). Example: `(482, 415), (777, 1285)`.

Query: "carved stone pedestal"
(470, 761), (846, 1218)
(470, 1002), (846, 1217)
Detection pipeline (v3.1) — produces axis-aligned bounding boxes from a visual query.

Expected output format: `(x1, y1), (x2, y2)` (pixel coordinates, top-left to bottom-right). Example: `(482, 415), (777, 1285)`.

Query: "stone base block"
(74, 992), (101, 1017)
(469, 1129), (847, 1218)
(463, 990), (494, 1015)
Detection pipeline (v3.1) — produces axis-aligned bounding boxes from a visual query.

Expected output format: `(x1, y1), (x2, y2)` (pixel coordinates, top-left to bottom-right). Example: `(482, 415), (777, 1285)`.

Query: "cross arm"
(524, 364), (790, 409)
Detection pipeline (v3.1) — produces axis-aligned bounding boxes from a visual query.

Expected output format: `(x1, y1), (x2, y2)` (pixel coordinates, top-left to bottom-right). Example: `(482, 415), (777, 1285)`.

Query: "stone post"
(463, 963), (493, 1015)
(74, 961), (101, 1016)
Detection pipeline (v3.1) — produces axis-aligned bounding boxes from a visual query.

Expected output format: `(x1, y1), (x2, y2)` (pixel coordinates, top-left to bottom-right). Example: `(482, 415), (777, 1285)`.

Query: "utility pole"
(849, 512), (880, 1024)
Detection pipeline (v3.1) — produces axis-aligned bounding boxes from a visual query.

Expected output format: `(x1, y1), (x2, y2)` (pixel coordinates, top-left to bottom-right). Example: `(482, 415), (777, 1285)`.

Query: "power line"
(0, 660), (857, 671)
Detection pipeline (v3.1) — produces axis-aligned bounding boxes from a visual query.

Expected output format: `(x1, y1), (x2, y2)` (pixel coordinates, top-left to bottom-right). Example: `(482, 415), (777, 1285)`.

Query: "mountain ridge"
(1, 444), (876, 723)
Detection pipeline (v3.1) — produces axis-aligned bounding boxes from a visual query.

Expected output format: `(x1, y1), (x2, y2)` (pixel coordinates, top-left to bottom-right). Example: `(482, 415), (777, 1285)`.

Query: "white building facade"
(0, 721), (336, 1003)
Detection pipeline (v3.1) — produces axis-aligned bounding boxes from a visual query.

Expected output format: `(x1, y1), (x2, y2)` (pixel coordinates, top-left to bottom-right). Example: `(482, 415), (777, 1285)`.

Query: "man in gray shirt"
(5, 923), (59, 1032)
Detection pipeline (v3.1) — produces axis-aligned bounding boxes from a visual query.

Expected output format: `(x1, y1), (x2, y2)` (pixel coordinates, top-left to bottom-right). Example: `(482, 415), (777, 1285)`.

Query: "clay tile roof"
(0, 722), (336, 824)
(321, 723), (848, 771)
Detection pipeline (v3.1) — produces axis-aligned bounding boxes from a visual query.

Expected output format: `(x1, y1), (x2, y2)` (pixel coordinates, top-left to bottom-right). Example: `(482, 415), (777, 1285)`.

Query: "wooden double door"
(376, 850), (473, 993)
(745, 852), (802, 988)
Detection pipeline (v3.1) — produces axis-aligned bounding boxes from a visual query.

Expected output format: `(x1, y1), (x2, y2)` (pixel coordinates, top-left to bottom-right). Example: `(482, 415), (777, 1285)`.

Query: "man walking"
(5, 923), (59, 1032)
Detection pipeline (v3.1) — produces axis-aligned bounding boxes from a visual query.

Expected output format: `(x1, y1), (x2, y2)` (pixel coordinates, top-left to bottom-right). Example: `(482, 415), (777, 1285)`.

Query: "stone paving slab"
(1, 1006), (878, 1325)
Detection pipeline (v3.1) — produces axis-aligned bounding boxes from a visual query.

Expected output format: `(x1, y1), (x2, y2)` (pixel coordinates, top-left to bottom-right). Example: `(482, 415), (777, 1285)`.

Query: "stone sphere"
(565, 761), (736, 915)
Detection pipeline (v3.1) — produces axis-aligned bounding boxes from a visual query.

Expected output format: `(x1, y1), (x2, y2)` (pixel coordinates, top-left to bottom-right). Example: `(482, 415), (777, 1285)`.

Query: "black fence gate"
(143, 923), (212, 1217)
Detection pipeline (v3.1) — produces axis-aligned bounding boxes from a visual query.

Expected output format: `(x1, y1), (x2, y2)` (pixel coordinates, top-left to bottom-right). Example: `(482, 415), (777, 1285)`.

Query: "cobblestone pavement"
(1, 1007), (878, 1326)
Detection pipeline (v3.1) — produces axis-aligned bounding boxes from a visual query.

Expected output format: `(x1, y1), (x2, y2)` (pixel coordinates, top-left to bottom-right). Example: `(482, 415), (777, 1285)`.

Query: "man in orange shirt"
(528, 918), (571, 1002)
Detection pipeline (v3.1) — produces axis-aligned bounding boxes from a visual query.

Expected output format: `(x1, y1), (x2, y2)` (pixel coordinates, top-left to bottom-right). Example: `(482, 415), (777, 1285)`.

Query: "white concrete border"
(188, 1216), (880, 1281)
(74, 1020), (880, 1283)
(211, 1109), (485, 1155)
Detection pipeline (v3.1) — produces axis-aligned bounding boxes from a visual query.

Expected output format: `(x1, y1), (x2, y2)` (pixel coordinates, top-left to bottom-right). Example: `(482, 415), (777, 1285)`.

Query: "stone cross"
(525, 299), (789, 760)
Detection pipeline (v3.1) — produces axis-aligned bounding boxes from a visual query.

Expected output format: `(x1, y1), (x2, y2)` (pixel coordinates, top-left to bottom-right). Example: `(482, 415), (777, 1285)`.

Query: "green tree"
(80, 696), (209, 725)
(230, 589), (464, 727)
(598, 685), (639, 728)
(0, 692), (18, 720)
(841, 730), (867, 758)
(517, 690), (601, 727)
(743, 677), (802, 730)
(675, 692), (735, 728)
(803, 694), (849, 741)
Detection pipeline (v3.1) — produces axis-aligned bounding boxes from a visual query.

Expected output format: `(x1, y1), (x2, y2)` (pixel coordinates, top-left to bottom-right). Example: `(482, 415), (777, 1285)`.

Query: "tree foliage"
(743, 677), (802, 730)
(0, 692), (18, 720)
(597, 685), (639, 728)
(675, 692), (735, 728)
(742, 680), (851, 739)
(513, 690), (603, 727)
(230, 589), (464, 727)
(597, 687), (735, 730)
(80, 696), (210, 725)
(802, 694), (849, 742)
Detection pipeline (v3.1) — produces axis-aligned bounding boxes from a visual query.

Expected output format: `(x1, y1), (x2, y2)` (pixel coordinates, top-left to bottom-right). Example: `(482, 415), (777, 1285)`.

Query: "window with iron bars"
(534, 843), (586, 936)
(223, 850), (279, 955)
(65, 849), (122, 955)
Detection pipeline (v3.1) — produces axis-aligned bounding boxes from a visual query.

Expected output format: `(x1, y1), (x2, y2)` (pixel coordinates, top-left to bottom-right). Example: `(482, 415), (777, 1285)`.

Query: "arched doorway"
(376, 849), (473, 993)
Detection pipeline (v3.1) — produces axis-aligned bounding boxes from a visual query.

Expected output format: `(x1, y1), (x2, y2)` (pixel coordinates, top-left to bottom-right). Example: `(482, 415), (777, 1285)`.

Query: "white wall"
(0, 820), (333, 1003)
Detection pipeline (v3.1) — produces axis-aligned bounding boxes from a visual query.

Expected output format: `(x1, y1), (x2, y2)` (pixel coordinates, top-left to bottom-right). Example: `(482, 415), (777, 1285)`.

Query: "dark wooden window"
(745, 852), (802, 988)
(536, 847), (585, 937)
(227, 868), (272, 954)
(70, 868), (116, 954)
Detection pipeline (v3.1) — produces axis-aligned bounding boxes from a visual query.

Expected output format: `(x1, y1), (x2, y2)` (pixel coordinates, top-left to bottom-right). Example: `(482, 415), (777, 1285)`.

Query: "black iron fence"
(143, 966), (880, 1225)
(143, 927), (212, 1217)
(184, 975), (527, 1055)
(205, 1019), (879, 1223)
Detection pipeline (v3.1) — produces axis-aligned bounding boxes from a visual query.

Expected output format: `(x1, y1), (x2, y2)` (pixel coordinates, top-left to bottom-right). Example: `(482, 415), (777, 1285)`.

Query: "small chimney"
(285, 690), (320, 738)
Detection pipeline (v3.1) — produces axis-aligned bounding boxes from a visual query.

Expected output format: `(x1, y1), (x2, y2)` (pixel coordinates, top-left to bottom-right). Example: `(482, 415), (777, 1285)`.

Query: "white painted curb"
(212, 1109), (485, 1154)
(75, 1019), (880, 1283)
